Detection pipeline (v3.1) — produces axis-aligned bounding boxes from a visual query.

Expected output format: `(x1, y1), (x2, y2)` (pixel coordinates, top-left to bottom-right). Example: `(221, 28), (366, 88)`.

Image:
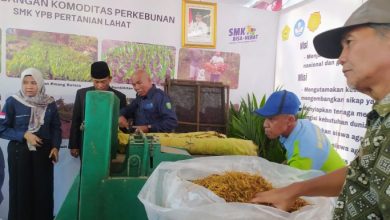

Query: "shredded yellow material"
(118, 131), (259, 156)
(152, 132), (258, 156)
(192, 171), (309, 212)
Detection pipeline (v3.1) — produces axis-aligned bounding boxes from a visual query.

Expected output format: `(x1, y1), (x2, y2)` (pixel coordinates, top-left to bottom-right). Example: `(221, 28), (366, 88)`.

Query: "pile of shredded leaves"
(192, 171), (309, 212)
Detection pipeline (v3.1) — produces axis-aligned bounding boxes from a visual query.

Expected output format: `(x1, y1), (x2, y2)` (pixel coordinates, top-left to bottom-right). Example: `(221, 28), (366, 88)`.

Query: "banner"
(0, 0), (182, 217)
(0, 0), (279, 217)
(274, 0), (366, 163)
(217, 4), (280, 101)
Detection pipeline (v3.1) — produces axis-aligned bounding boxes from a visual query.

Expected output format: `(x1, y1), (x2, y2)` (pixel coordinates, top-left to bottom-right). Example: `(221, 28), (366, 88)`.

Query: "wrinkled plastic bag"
(138, 156), (336, 220)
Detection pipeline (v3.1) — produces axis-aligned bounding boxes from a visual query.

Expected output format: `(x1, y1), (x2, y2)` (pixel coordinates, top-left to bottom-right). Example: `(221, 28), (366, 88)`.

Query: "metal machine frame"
(56, 91), (191, 220)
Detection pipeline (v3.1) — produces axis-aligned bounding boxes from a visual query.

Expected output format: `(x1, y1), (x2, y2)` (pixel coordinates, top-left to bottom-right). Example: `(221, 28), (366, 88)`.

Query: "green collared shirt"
(333, 94), (390, 220)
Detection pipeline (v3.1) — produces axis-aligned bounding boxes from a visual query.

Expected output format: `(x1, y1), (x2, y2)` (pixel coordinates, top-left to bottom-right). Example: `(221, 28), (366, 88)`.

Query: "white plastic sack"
(138, 156), (336, 220)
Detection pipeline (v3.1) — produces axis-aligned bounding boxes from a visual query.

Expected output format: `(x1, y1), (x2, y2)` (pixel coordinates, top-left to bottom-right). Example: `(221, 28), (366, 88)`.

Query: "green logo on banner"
(166, 102), (172, 110)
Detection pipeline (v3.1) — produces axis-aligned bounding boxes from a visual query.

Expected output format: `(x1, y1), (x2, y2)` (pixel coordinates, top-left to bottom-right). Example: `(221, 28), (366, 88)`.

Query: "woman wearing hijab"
(0, 68), (61, 220)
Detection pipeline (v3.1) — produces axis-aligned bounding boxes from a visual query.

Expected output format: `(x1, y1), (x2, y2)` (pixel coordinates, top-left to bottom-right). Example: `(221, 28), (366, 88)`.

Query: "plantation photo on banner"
(6, 29), (97, 81)
(102, 39), (176, 85)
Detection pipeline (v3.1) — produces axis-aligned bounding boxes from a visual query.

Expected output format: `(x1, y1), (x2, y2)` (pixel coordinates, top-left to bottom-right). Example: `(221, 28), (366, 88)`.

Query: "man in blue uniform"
(118, 69), (177, 133)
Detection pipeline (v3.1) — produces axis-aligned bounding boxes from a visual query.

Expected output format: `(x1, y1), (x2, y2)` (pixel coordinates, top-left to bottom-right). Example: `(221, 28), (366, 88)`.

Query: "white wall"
(217, 4), (279, 102)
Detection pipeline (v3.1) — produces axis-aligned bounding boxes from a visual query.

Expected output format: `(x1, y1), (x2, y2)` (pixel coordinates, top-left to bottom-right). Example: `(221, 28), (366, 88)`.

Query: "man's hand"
(133, 125), (149, 133)
(49, 148), (59, 164)
(250, 185), (297, 212)
(70, 149), (80, 158)
(118, 116), (129, 128)
(24, 131), (42, 147)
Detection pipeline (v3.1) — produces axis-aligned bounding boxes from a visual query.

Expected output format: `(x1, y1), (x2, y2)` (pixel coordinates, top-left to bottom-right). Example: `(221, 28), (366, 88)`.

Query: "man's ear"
(287, 115), (296, 124)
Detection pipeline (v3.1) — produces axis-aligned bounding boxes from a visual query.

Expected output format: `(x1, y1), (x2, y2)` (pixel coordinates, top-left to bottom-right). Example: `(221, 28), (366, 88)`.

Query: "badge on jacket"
(166, 102), (172, 110)
(144, 102), (154, 110)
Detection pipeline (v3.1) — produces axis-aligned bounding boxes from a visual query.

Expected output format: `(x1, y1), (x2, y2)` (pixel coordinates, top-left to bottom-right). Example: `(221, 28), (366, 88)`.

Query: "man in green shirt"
(251, 0), (390, 219)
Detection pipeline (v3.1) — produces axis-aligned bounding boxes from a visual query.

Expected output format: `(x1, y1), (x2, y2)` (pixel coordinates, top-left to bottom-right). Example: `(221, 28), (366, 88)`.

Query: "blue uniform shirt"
(0, 96), (62, 148)
(120, 85), (177, 132)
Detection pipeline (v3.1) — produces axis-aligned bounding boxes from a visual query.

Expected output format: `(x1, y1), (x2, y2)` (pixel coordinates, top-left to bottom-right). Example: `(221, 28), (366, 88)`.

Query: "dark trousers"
(8, 141), (54, 220)
(0, 147), (4, 204)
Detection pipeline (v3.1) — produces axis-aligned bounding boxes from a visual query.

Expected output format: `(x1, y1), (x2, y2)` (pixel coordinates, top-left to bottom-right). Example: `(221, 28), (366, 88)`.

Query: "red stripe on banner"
(0, 112), (5, 119)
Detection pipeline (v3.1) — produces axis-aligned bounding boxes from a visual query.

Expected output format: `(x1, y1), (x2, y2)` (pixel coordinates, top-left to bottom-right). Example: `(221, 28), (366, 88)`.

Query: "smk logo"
(228, 25), (259, 44)
(294, 19), (305, 37)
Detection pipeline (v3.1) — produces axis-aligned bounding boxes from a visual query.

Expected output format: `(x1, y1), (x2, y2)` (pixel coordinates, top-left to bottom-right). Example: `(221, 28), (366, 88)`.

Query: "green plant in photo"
(6, 32), (95, 81)
(227, 93), (309, 163)
(6, 41), (91, 80)
(103, 42), (175, 85)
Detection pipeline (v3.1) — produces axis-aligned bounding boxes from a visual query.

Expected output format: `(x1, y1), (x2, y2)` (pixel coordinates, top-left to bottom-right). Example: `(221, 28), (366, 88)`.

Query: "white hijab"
(12, 68), (54, 149)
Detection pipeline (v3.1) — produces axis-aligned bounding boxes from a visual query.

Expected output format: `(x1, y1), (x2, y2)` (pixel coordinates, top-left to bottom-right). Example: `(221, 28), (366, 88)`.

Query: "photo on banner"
(182, 0), (216, 48)
(54, 95), (75, 139)
(6, 29), (97, 81)
(102, 40), (176, 85)
(177, 48), (240, 89)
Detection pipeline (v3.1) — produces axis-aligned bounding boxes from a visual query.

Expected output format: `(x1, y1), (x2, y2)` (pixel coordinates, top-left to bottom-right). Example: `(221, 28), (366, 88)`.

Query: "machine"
(56, 91), (191, 220)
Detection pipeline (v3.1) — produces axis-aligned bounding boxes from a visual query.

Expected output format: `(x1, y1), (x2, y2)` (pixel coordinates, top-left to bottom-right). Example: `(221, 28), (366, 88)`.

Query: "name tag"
(143, 102), (154, 110)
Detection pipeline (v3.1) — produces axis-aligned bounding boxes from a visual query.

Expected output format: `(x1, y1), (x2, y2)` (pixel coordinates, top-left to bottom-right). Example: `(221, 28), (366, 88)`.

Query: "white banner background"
(274, 0), (368, 164)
